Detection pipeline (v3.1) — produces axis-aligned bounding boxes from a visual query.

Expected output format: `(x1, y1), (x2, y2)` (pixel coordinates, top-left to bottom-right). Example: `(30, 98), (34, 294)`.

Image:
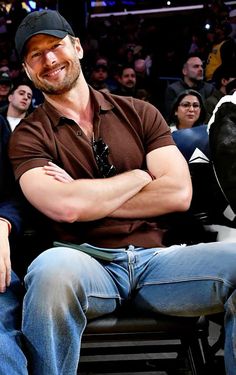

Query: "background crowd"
(0, 0), (235, 127)
(0, 4), (236, 374)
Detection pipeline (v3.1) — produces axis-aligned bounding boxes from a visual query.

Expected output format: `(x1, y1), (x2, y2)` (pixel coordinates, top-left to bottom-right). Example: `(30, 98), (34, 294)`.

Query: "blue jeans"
(22, 242), (236, 375)
(0, 271), (28, 375)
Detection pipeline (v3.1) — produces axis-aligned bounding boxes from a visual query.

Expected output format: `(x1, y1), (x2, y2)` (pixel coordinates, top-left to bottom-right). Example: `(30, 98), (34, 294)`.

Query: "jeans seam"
(138, 276), (235, 289)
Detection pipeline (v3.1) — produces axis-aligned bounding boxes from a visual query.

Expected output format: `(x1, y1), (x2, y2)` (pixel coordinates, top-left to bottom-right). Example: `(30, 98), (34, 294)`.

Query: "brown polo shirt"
(9, 87), (175, 248)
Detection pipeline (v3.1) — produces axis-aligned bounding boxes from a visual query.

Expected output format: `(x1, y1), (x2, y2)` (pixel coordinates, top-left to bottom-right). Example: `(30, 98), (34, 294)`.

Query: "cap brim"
(31, 29), (68, 39)
(21, 30), (68, 58)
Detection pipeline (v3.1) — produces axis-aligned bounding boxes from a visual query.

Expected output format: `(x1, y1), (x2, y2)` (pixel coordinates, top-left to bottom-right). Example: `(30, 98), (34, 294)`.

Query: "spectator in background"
(88, 56), (117, 93)
(169, 89), (206, 132)
(0, 58), (10, 72)
(0, 71), (12, 109)
(229, 9), (236, 42)
(205, 21), (236, 81)
(136, 88), (151, 102)
(0, 5), (7, 35)
(5, 0), (28, 39)
(0, 111), (27, 375)
(164, 54), (216, 120)
(205, 64), (236, 122)
(134, 58), (152, 98)
(89, 61), (110, 92)
(112, 65), (137, 97)
(226, 77), (236, 95)
(0, 78), (33, 132)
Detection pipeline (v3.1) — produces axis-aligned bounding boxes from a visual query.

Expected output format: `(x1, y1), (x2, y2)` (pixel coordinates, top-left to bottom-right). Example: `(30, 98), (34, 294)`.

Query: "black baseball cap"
(15, 9), (75, 59)
(0, 71), (12, 85)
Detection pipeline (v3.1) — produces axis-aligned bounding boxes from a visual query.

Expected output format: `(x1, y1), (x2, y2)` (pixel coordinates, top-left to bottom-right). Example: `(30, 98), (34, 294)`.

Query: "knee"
(24, 247), (87, 291)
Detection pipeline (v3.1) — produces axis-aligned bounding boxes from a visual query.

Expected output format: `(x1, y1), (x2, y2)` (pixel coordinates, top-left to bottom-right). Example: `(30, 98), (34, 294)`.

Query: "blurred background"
(0, 0), (235, 111)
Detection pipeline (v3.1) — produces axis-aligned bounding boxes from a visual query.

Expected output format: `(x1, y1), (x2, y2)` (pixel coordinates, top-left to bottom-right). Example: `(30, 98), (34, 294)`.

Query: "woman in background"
(169, 89), (206, 132)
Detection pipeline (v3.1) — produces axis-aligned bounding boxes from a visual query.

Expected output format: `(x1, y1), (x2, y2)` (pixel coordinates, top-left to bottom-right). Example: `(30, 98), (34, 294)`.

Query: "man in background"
(112, 65), (137, 97)
(164, 54), (216, 119)
(0, 78), (33, 131)
(205, 64), (236, 122)
(0, 71), (12, 109)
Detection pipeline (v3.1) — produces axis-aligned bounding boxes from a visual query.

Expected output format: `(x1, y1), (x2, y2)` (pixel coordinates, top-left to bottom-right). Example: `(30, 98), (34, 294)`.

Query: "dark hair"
(226, 78), (236, 95)
(117, 64), (135, 77)
(169, 89), (206, 127)
(212, 64), (236, 89)
(8, 76), (33, 95)
(182, 53), (202, 68)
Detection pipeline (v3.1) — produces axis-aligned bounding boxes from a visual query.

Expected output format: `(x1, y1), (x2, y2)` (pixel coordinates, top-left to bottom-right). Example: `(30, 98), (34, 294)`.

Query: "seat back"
(172, 126), (228, 228)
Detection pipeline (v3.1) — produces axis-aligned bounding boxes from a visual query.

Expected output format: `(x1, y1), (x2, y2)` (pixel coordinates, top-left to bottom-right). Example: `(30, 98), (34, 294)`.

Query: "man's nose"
(44, 50), (57, 63)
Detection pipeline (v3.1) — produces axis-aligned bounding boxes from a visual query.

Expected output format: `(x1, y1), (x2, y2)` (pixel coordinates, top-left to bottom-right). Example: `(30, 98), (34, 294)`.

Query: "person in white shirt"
(0, 78), (33, 132)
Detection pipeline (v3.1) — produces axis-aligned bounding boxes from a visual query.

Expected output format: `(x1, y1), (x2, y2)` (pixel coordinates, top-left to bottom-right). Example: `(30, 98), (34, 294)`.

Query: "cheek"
(175, 109), (184, 120)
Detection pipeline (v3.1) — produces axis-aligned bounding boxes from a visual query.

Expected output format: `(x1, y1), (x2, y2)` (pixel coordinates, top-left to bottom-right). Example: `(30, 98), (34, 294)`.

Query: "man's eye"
(52, 43), (61, 50)
(31, 52), (41, 59)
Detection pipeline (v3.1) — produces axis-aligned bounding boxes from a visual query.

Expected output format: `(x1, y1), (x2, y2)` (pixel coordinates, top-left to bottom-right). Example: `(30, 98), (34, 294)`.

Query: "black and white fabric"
(208, 91), (236, 227)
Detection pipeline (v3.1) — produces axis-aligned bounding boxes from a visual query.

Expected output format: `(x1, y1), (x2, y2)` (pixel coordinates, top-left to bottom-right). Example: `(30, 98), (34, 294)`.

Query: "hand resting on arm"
(43, 144), (192, 220)
(20, 167), (152, 223)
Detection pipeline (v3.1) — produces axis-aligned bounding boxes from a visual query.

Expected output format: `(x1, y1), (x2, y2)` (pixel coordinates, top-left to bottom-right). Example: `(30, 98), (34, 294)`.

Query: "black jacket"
(0, 114), (22, 241)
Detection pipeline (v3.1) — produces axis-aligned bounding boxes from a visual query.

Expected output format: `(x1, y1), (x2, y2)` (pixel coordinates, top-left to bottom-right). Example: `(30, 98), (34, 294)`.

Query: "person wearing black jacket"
(0, 115), (28, 374)
(164, 54), (216, 120)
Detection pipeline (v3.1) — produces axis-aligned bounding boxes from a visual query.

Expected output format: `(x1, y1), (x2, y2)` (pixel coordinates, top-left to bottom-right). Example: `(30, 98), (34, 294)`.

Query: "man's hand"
(0, 220), (11, 293)
(20, 165), (152, 222)
(43, 162), (74, 183)
(110, 145), (192, 218)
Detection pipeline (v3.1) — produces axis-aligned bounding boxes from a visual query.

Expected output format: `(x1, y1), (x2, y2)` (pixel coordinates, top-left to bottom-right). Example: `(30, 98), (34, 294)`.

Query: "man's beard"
(32, 57), (81, 95)
(190, 76), (203, 84)
(125, 83), (135, 89)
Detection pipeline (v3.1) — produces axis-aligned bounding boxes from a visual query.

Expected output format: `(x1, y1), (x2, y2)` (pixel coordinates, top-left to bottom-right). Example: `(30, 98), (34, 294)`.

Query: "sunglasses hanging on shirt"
(92, 136), (117, 178)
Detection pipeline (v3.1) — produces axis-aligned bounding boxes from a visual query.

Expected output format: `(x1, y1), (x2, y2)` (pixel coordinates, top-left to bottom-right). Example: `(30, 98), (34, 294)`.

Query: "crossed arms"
(19, 145), (192, 223)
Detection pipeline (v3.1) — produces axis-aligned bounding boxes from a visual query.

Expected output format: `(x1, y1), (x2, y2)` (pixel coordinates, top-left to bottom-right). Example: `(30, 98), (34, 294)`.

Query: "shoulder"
(205, 90), (223, 104)
(101, 91), (161, 119)
(0, 115), (10, 141)
(12, 104), (54, 137)
(200, 81), (216, 96)
(99, 91), (172, 148)
(166, 80), (184, 92)
(222, 37), (236, 47)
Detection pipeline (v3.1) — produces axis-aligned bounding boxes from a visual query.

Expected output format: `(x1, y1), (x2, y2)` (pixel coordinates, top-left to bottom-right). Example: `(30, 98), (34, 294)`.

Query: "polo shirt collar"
(42, 85), (114, 128)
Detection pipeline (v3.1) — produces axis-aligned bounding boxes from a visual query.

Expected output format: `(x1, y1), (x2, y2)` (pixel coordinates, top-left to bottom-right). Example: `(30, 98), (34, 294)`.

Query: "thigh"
(134, 242), (236, 316)
(25, 247), (124, 318)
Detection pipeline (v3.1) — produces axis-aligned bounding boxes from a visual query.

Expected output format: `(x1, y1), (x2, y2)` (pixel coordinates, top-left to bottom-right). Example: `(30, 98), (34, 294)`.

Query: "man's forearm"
(109, 175), (192, 219)
(20, 168), (152, 222)
(68, 169), (153, 221)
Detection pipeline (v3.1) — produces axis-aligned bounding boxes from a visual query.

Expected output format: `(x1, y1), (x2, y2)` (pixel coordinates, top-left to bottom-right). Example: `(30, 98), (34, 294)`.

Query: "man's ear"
(75, 37), (83, 59)
(23, 63), (32, 81)
(221, 78), (228, 87)
(8, 93), (13, 103)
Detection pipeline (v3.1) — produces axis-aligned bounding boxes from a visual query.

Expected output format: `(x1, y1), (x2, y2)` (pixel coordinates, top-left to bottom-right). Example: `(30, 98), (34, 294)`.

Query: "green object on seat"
(53, 241), (116, 261)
